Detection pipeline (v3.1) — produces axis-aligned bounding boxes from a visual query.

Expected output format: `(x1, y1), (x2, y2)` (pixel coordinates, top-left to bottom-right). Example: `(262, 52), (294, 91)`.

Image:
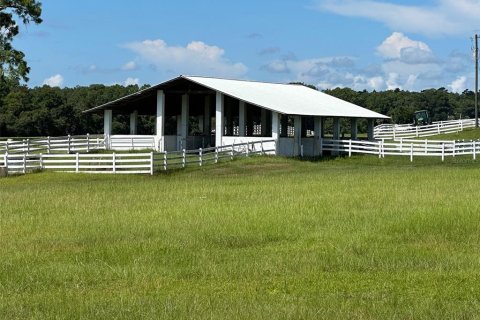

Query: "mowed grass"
(428, 127), (480, 141)
(1, 155), (480, 319)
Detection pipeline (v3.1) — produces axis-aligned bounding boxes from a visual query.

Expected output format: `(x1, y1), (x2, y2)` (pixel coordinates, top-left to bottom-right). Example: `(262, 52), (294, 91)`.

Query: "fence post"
(67, 134), (71, 153)
(4, 151), (8, 170)
(215, 147), (219, 164)
(182, 149), (186, 168)
(47, 136), (51, 154)
(473, 140), (476, 160)
(441, 143), (445, 162)
(246, 142), (249, 157)
(150, 152), (154, 175)
(75, 153), (79, 173)
(416, 126), (419, 137)
(410, 143), (413, 162)
(231, 143), (234, 160)
(131, 137), (134, 150)
(112, 152), (116, 174)
(39, 153), (43, 170)
(378, 140), (382, 158)
(399, 138), (403, 153)
(23, 153), (26, 174)
(163, 151), (167, 171)
(460, 120), (463, 131)
(348, 139), (352, 157)
(199, 148), (203, 166)
(26, 138), (30, 153)
(437, 123), (440, 134)
(452, 141), (456, 158)
(86, 133), (90, 153)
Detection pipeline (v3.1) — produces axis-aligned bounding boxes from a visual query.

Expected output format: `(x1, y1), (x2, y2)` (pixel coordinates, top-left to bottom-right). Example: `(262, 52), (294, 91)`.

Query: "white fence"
(0, 139), (276, 175)
(0, 134), (105, 154)
(322, 138), (480, 161)
(374, 119), (477, 140)
(107, 135), (157, 150)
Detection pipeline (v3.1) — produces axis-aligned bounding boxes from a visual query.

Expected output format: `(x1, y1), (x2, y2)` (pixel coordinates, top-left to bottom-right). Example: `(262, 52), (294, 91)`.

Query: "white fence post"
(112, 152), (116, 174)
(378, 140), (382, 158)
(75, 153), (79, 173)
(150, 152), (154, 175)
(441, 143), (445, 162)
(86, 133), (90, 152)
(410, 143), (413, 162)
(67, 135), (71, 153)
(452, 141), (456, 157)
(23, 153), (26, 174)
(437, 123), (440, 134)
(163, 151), (168, 171)
(246, 142), (249, 157)
(473, 140), (476, 160)
(199, 148), (203, 166)
(231, 143), (234, 160)
(47, 136), (51, 154)
(26, 138), (30, 153)
(39, 153), (43, 170)
(215, 147), (219, 164)
(399, 138), (403, 153)
(182, 149), (186, 168)
(416, 126), (419, 138)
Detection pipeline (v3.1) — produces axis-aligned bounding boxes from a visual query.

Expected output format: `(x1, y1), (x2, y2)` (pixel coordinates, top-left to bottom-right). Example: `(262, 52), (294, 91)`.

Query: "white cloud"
(121, 61), (137, 71)
(449, 76), (467, 93)
(43, 74), (64, 87)
(125, 39), (247, 77)
(377, 32), (431, 60)
(124, 77), (139, 86)
(314, 0), (480, 36)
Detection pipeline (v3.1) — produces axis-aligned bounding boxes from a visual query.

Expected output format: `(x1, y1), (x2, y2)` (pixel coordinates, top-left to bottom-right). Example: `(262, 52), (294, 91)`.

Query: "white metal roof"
(185, 76), (389, 119)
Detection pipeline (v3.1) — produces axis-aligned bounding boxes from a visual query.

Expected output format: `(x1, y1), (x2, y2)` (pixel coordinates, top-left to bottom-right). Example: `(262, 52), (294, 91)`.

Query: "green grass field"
(2, 155), (480, 319)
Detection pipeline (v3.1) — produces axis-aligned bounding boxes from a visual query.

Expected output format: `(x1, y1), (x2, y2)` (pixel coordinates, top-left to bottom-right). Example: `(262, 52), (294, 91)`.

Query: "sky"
(14, 0), (480, 92)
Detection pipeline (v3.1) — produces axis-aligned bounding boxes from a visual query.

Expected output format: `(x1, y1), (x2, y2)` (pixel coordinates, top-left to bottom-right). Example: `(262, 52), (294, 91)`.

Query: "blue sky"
(15, 0), (480, 92)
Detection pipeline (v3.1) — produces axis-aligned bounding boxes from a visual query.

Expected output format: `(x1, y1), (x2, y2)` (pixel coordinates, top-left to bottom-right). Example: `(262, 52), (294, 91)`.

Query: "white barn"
(85, 75), (389, 156)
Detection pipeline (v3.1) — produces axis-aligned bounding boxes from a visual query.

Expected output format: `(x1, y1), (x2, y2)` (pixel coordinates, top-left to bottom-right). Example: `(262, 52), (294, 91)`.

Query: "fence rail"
(0, 134), (106, 154)
(1, 139), (276, 175)
(322, 138), (480, 161)
(374, 119), (476, 140)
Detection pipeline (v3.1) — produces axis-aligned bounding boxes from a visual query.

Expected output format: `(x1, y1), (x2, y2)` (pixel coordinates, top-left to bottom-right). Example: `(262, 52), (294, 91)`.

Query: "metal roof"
(85, 75), (389, 119)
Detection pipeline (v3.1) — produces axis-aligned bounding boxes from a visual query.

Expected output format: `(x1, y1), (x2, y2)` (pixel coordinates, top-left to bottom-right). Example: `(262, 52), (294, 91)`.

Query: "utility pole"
(475, 34), (478, 128)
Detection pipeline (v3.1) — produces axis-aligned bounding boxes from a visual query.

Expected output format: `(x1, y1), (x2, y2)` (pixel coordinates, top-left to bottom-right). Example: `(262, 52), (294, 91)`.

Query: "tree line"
(0, 83), (477, 137)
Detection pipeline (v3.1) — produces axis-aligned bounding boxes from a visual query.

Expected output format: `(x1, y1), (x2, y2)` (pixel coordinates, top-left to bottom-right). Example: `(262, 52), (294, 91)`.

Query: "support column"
(130, 110), (138, 135)
(181, 94), (189, 149)
(272, 112), (280, 155)
(350, 118), (358, 140)
(104, 109), (112, 136)
(239, 101), (246, 136)
(261, 108), (268, 136)
(314, 116), (322, 156)
(156, 90), (165, 151)
(215, 92), (224, 147)
(367, 118), (375, 141)
(294, 115), (302, 156)
(204, 95), (211, 136)
(333, 117), (340, 140)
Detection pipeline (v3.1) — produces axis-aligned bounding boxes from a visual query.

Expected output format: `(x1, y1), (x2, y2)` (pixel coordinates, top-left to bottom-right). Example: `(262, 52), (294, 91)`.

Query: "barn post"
(156, 90), (165, 152)
(181, 94), (189, 149)
(215, 92), (224, 147)
(350, 118), (358, 140)
(314, 116), (322, 156)
(294, 115), (302, 156)
(104, 109), (112, 149)
(367, 118), (375, 141)
(332, 117), (341, 155)
(239, 101), (246, 137)
(271, 111), (280, 155)
(130, 110), (138, 135)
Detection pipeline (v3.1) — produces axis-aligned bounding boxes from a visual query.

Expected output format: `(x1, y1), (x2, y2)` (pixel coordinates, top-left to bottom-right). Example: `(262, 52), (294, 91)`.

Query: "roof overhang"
(84, 75), (390, 119)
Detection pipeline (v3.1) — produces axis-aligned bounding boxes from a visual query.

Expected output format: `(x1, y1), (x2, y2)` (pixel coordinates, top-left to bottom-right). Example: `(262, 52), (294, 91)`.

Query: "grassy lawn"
(1, 155), (480, 319)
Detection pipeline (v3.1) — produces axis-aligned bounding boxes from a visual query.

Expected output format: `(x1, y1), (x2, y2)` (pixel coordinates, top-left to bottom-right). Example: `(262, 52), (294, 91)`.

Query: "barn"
(84, 75), (389, 156)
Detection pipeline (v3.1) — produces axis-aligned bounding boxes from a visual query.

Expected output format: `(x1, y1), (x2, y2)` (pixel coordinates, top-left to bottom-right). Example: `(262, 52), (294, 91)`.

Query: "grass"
(1, 155), (480, 319)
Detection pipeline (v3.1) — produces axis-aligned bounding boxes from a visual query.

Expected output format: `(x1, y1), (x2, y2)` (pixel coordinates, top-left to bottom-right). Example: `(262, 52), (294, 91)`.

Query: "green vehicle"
(414, 110), (431, 126)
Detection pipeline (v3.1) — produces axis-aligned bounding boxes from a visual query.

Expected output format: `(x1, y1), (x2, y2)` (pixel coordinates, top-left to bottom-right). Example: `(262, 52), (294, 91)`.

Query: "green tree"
(0, 0), (42, 83)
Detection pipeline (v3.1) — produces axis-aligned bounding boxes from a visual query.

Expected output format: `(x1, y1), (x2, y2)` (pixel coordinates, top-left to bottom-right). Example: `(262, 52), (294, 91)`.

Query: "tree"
(0, 0), (42, 83)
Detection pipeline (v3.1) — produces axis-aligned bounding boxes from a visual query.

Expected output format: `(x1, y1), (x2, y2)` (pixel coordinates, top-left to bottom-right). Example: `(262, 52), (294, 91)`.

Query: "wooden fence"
(0, 134), (105, 154)
(322, 138), (480, 161)
(374, 119), (476, 140)
(0, 139), (276, 175)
